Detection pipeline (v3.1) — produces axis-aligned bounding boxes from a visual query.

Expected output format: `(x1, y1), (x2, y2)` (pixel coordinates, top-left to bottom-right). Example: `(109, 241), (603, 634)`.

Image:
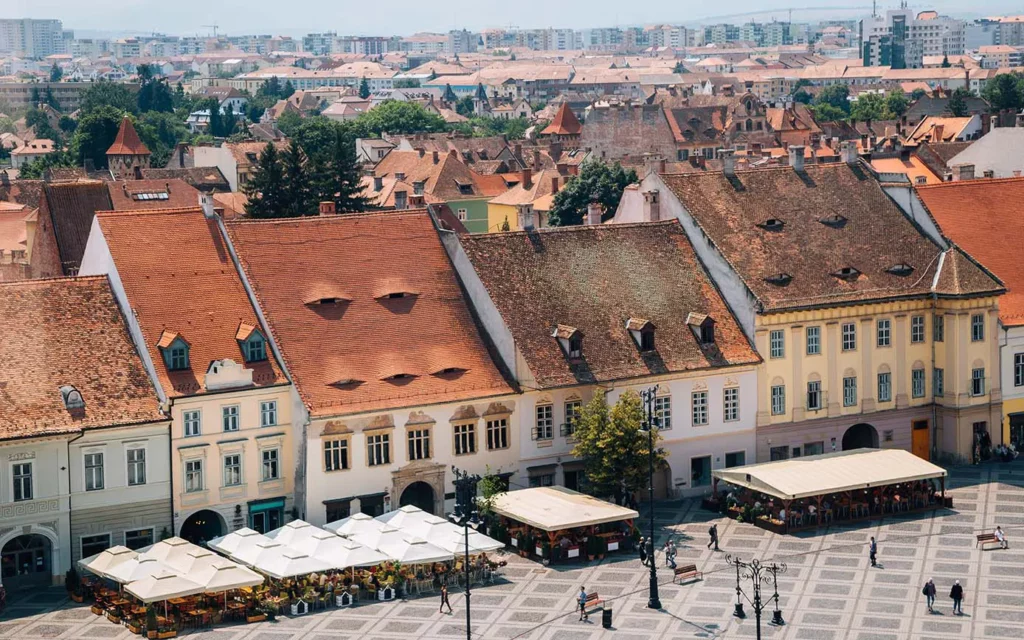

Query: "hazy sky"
(2, 0), (1013, 38)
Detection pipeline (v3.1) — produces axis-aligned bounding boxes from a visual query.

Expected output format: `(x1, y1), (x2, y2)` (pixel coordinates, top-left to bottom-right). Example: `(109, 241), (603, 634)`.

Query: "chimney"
(788, 145), (805, 172)
(373, 175), (383, 191)
(840, 141), (858, 165)
(413, 180), (425, 195)
(722, 149), (736, 178)
(516, 203), (538, 229)
(394, 189), (408, 209)
(689, 155), (699, 168)
(556, 162), (568, 175)
(657, 158), (666, 174)
(586, 201), (603, 225)
(860, 133), (869, 149)
(416, 147), (425, 158)
(551, 176), (559, 193)
(951, 163), (975, 181)
(643, 189), (661, 222)
(1015, 170), (1022, 177)
(199, 192), (216, 218)
(514, 142), (522, 161)
(319, 201), (336, 215)
(751, 142), (762, 155)
(932, 124), (944, 143)
(532, 149), (541, 169)
(432, 150), (439, 164)
(982, 112), (992, 135)
(521, 168), (532, 188)
(548, 140), (562, 162)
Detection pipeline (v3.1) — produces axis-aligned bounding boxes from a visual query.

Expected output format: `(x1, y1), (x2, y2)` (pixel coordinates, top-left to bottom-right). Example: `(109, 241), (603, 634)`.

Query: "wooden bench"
(977, 532), (1001, 549)
(583, 592), (604, 612)
(674, 564), (703, 584)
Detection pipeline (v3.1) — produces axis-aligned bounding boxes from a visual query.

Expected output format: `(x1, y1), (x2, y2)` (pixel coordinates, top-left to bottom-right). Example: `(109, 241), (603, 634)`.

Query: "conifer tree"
(243, 143), (288, 218)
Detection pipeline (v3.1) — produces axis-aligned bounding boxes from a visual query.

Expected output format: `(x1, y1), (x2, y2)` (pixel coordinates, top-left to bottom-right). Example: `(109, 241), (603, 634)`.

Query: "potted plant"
(146, 607), (159, 639)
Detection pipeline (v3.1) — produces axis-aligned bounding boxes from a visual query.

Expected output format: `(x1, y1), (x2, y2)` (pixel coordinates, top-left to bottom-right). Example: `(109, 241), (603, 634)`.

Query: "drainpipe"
(930, 291), (939, 461)
(167, 414), (175, 538)
(67, 431), (84, 574)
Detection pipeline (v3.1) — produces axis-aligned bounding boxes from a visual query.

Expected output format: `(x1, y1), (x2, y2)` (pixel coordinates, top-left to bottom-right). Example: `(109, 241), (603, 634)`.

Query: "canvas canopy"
(325, 512), (386, 538)
(376, 504), (437, 528)
(104, 557), (177, 585)
(711, 448), (948, 501)
(79, 546), (137, 578)
(265, 519), (323, 547)
(371, 534), (452, 565)
(229, 540), (287, 566)
(249, 549), (333, 580)
(138, 537), (205, 568)
(165, 548), (220, 574)
(401, 516), (504, 554)
(207, 528), (268, 557)
(492, 486), (639, 532)
(287, 529), (389, 569)
(125, 570), (204, 603)
(190, 559), (265, 592)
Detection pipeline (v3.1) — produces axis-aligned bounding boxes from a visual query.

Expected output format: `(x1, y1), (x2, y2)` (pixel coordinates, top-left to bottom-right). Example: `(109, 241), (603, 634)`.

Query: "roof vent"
(833, 266), (861, 280)
(886, 263), (914, 276)
(819, 213), (847, 228)
(304, 296), (350, 306)
(765, 273), (793, 286)
(59, 385), (85, 411)
(329, 378), (364, 388)
(383, 373), (418, 382)
(433, 367), (468, 377)
(758, 218), (785, 232)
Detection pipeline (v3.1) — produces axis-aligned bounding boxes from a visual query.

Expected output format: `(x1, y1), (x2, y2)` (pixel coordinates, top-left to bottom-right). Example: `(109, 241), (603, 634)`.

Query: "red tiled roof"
(915, 177), (1024, 325)
(225, 210), (513, 416)
(0, 276), (163, 441)
(96, 207), (287, 397)
(42, 180), (114, 275)
(107, 179), (201, 211)
(459, 221), (760, 388)
(541, 102), (582, 136)
(106, 117), (151, 156)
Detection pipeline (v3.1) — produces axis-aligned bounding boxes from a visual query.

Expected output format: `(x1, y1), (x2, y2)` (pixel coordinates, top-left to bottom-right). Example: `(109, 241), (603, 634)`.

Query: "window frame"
(806, 326), (821, 355)
(933, 314), (944, 342)
(126, 446), (146, 486)
(912, 368), (926, 398)
(807, 380), (822, 411)
(842, 376), (857, 407)
(222, 405), (240, 432)
(723, 387), (739, 422)
(245, 335), (267, 362)
(876, 318), (891, 347)
(12, 461), (32, 502)
(84, 451), (105, 492)
(323, 438), (350, 472)
(183, 409), (201, 437)
(124, 528), (154, 551)
(877, 372), (892, 403)
(486, 418), (509, 451)
(691, 390), (708, 426)
(934, 367), (944, 397)
(453, 422), (477, 456)
(223, 454), (242, 487)
(654, 395), (672, 429)
(971, 313), (985, 342)
(910, 315), (925, 344)
(366, 432), (391, 467)
(1016, 353), (1024, 387)
(769, 329), (785, 359)
(770, 385), (786, 416)
(971, 367), (986, 396)
(563, 400), (582, 436)
(260, 401), (277, 427)
(81, 533), (111, 560)
(534, 404), (554, 440)
(261, 448), (280, 481)
(184, 459), (204, 493)
(841, 322), (856, 352)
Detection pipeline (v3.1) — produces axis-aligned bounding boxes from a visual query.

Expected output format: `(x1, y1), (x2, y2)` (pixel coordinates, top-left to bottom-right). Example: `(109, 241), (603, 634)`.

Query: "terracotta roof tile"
(96, 207), (287, 397)
(106, 117), (151, 156)
(541, 102), (582, 136)
(459, 222), (760, 388)
(0, 276), (163, 441)
(42, 180), (114, 275)
(107, 179), (201, 210)
(225, 211), (513, 416)
(139, 167), (231, 192)
(660, 163), (1002, 312)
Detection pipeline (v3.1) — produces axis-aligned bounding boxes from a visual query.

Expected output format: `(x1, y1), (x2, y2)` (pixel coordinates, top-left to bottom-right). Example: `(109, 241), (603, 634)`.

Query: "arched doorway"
(180, 509), (225, 545)
(842, 423), (879, 451)
(400, 481), (436, 515)
(653, 462), (673, 500)
(1, 534), (51, 589)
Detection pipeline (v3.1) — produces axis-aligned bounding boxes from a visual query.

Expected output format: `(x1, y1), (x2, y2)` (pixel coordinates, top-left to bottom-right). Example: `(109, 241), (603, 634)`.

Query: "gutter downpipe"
(67, 431), (84, 575)
(930, 290), (939, 462)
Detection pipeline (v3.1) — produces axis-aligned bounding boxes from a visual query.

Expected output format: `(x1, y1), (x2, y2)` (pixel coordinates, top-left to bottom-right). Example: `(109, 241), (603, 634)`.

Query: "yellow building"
(486, 168), (565, 232)
(619, 149), (1004, 462)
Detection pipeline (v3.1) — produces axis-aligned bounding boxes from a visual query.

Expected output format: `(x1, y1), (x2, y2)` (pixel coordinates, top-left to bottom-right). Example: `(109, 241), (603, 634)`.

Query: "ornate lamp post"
(450, 466), (481, 640)
(639, 386), (661, 610)
(724, 555), (788, 640)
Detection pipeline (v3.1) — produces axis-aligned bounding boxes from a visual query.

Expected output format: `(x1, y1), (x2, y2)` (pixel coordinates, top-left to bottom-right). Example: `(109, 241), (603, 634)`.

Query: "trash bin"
(602, 606), (612, 629)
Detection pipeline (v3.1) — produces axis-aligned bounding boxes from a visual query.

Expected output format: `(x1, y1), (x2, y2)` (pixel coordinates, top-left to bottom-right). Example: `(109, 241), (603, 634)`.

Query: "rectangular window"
(723, 388), (739, 422)
(910, 315), (925, 343)
(771, 385), (786, 415)
(81, 534), (111, 559)
(185, 459), (203, 493)
(691, 456), (711, 487)
(127, 448), (146, 486)
(246, 338), (265, 362)
(843, 376), (857, 407)
(564, 401), (582, 435)
(403, 428), (429, 460)
(934, 368), (944, 396)
(534, 405), (553, 440)
(876, 319), (891, 347)
(804, 441), (824, 456)
(933, 315), (944, 342)
(654, 396), (672, 429)
(486, 418), (508, 450)
(972, 368), (986, 396)
(85, 452), (104, 491)
(183, 410), (201, 437)
(877, 372), (892, 402)
(223, 454), (241, 486)
(842, 322), (856, 351)
(912, 369), (926, 398)
(367, 433), (391, 466)
(260, 401), (277, 427)
(12, 462), (32, 502)
(691, 391), (708, 426)
(769, 329), (785, 358)
(453, 423), (476, 455)
(807, 380), (822, 410)
(261, 449), (279, 481)
(1016, 354), (1024, 387)
(169, 347), (188, 371)
(324, 439), (349, 471)
(725, 451), (746, 467)
(124, 528), (153, 550)
(222, 405), (239, 432)
(806, 326), (821, 355)
(529, 474), (554, 487)
(971, 313), (985, 342)
(770, 445), (789, 461)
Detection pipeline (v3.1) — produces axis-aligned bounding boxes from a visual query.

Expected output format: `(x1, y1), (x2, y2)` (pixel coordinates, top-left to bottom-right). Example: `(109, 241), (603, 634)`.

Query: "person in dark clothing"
(577, 586), (588, 622)
(639, 537), (648, 566)
(708, 524), (720, 551)
(950, 580), (964, 615)
(439, 584), (452, 614)
(869, 537), (877, 567)
(923, 578), (936, 612)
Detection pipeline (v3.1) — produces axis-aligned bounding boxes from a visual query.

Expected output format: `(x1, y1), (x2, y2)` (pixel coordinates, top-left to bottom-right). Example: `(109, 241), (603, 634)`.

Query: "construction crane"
(202, 24), (219, 37)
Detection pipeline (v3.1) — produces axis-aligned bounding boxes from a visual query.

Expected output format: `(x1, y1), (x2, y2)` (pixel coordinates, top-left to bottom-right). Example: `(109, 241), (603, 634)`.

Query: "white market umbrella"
(191, 559), (264, 592)
(165, 548), (220, 574)
(265, 519), (322, 547)
(403, 517), (504, 554)
(79, 546), (138, 579)
(105, 557), (177, 585)
(230, 540), (286, 567)
(138, 537), (203, 568)
(376, 504), (434, 528)
(125, 570), (204, 603)
(375, 535), (452, 565)
(350, 523), (403, 552)
(251, 549), (332, 580)
(325, 512), (386, 538)
(289, 530), (388, 569)
(207, 528), (269, 557)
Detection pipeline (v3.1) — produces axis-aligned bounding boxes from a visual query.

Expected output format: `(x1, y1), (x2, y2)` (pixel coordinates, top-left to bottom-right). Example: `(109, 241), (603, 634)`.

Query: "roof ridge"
(916, 176), (1024, 190)
(0, 274), (108, 288)
(225, 209), (431, 225)
(97, 206), (205, 218)
(473, 220), (679, 238)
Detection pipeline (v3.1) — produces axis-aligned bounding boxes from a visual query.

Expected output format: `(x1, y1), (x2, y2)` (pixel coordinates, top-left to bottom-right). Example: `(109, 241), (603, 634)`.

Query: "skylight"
(758, 218), (785, 231)
(765, 273), (793, 286)
(819, 213), (848, 228)
(833, 266), (861, 280)
(886, 263), (915, 276)
(131, 192), (170, 201)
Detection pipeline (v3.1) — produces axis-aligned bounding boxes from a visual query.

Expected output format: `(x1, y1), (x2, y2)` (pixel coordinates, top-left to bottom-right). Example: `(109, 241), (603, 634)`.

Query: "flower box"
(127, 623), (143, 635)
(90, 605), (104, 616)
(71, 593), (85, 603)
(246, 614), (267, 623)
(105, 611), (121, 624)
(157, 631), (177, 639)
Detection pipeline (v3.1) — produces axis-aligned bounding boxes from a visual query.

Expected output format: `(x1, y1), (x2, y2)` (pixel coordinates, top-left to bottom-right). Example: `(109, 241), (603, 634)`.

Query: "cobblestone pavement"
(3, 462), (1024, 640)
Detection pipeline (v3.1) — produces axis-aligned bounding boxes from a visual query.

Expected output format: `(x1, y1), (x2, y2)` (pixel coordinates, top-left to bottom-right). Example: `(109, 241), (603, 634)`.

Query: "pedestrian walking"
(664, 540), (677, 568)
(439, 583), (452, 614)
(578, 585), (589, 622)
(708, 524), (720, 551)
(996, 526), (1009, 549)
(869, 536), (877, 567)
(950, 580), (964, 615)
(639, 537), (648, 566)
(923, 578), (936, 612)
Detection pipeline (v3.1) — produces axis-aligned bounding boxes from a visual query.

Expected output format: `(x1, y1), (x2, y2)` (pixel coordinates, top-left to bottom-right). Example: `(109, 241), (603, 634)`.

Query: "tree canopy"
(981, 73), (1024, 112)
(849, 92), (893, 122)
(947, 87), (972, 117)
(80, 81), (138, 115)
(814, 85), (851, 115)
(349, 100), (447, 137)
(359, 78), (371, 99)
(548, 160), (638, 226)
(884, 90), (909, 117)
(49, 63), (63, 83)
(243, 143), (288, 218)
(70, 105), (125, 169)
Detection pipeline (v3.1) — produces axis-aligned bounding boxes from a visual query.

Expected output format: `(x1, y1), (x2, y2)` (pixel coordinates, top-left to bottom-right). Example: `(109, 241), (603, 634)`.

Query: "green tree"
(947, 87), (972, 117)
(80, 81), (138, 115)
(571, 390), (665, 504)
(137, 76), (174, 113)
(49, 63), (63, 82)
(0, 115), (15, 134)
(58, 115), (77, 134)
(280, 139), (314, 217)
(793, 88), (812, 104)
(809, 103), (847, 122)
(884, 90), (909, 117)
(136, 111), (189, 167)
(256, 76), (283, 100)
(548, 160), (638, 226)
(276, 110), (304, 136)
(69, 105), (124, 168)
(814, 84), (850, 115)
(455, 95), (475, 117)
(243, 142), (288, 218)
(309, 129), (368, 213)
(17, 150), (74, 179)
(43, 86), (60, 111)
(941, 55), (951, 68)
(282, 80), (295, 98)
(25, 107), (61, 144)
(850, 92), (893, 122)
(30, 86), (40, 106)
(359, 77), (371, 99)
(981, 73), (1024, 112)
(393, 78), (421, 88)
(911, 88), (928, 101)
(672, 61), (685, 73)
(476, 466), (508, 522)
(351, 100), (447, 137)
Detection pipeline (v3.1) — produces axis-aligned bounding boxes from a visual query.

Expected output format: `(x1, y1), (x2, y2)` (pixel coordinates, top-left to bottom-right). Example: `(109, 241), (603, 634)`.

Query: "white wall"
(68, 422), (171, 507)
(1001, 325), (1024, 409)
(193, 146), (239, 191)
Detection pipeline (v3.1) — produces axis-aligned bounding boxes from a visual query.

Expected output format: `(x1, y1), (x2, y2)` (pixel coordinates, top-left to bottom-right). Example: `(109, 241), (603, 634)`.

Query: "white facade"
(861, 10), (966, 58)
(1000, 325), (1024, 444)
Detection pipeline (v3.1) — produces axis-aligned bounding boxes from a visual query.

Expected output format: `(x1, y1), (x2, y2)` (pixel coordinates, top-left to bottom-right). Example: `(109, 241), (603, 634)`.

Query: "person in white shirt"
(995, 526), (1009, 549)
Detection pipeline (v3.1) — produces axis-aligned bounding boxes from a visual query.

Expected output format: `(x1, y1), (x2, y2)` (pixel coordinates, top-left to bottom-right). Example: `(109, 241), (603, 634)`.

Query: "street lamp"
(639, 386), (661, 610)
(450, 466), (481, 640)
(724, 555), (788, 640)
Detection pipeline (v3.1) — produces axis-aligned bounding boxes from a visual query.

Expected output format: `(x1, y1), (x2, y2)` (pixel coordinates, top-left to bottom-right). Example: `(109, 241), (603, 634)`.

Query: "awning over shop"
(711, 448), (948, 501)
(491, 486), (639, 533)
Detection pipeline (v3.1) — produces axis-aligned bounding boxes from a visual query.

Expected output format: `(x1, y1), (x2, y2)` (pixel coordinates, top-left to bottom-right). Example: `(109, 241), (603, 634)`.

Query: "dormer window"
(384, 373), (417, 382)
(626, 318), (656, 351)
(303, 295), (350, 306)
(158, 331), (190, 371)
(329, 378), (364, 388)
(569, 336), (582, 358)
(456, 181), (474, 195)
(59, 385), (85, 411)
(819, 213), (848, 228)
(765, 273), (793, 286)
(886, 263), (914, 276)
(552, 324), (583, 360)
(758, 218), (785, 232)
(236, 323), (267, 363)
(833, 266), (861, 281)
(433, 367), (467, 377)
(686, 312), (716, 345)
